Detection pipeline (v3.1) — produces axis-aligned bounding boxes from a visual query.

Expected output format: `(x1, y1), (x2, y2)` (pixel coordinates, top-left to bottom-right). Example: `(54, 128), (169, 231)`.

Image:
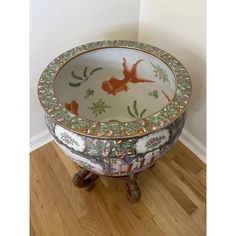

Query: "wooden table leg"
(125, 174), (141, 202)
(72, 168), (99, 191)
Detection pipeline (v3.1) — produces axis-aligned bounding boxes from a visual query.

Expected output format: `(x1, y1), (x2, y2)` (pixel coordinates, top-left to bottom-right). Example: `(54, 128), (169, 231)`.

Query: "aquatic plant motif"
(127, 100), (147, 119)
(64, 100), (79, 114)
(88, 98), (111, 117)
(102, 58), (154, 96)
(148, 90), (159, 99)
(84, 88), (94, 99)
(151, 62), (170, 86)
(161, 90), (171, 102)
(69, 66), (103, 87)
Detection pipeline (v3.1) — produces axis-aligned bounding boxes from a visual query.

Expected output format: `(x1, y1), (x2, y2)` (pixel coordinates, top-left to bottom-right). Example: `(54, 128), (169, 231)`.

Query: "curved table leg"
(73, 168), (99, 191)
(125, 174), (141, 202)
(72, 168), (141, 202)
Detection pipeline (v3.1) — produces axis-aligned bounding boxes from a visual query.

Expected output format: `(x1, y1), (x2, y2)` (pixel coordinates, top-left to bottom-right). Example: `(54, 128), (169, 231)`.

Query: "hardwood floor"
(30, 141), (206, 236)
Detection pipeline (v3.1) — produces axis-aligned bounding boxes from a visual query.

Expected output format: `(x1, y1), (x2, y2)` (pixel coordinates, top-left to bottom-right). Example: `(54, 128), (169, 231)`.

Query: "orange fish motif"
(64, 100), (79, 114)
(102, 58), (154, 96)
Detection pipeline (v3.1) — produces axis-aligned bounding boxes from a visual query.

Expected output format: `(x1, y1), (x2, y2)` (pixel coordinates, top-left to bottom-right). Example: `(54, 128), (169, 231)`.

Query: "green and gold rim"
(38, 40), (192, 139)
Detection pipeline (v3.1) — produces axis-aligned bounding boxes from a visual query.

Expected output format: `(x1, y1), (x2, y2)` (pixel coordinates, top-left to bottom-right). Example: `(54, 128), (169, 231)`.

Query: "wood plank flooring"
(30, 140), (206, 236)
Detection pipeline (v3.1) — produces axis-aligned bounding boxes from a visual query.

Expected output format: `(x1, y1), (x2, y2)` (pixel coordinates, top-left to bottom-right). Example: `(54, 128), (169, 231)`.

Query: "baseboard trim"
(30, 128), (206, 163)
(179, 129), (206, 163)
(30, 130), (52, 152)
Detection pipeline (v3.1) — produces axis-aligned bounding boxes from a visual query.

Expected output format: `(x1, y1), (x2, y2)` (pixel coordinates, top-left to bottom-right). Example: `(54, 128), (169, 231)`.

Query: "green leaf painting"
(88, 98), (111, 117)
(127, 100), (147, 119)
(69, 66), (103, 87)
(84, 88), (94, 99)
(150, 62), (170, 86)
(148, 90), (159, 99)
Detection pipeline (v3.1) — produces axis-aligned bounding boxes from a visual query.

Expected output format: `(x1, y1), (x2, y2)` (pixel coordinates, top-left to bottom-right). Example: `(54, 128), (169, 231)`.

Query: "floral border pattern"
(38, 40), (191, 138)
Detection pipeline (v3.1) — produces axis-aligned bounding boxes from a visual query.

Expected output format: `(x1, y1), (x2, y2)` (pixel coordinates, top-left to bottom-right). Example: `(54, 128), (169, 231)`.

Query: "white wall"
(30, 0), (140, 137)
(138, 0), (206, 146)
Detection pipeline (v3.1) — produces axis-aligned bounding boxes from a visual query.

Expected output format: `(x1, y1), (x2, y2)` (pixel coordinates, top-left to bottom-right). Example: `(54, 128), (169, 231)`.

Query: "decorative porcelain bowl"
(38, 40), (191, 179)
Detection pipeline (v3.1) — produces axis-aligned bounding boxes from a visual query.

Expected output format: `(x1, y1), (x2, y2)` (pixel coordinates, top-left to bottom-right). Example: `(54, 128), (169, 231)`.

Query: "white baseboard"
(30, 128), (206, 163)
(179, 128), (206, 163)
(30, 130), (52, 152)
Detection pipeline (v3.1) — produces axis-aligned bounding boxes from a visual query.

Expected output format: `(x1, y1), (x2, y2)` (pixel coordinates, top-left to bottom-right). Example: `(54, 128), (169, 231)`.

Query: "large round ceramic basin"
(38, 40), (191, 177)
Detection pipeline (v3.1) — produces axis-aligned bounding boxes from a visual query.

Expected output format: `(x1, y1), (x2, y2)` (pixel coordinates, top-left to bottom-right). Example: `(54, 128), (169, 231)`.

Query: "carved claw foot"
(73, 168), (99, 191)
(125, 175), (141, 202)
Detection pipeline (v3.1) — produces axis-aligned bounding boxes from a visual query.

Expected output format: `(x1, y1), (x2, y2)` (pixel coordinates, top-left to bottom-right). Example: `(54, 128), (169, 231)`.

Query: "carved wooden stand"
(125, 174), (141, 202)
(73, 168), (99, 191)
(72, 168), (141, 203)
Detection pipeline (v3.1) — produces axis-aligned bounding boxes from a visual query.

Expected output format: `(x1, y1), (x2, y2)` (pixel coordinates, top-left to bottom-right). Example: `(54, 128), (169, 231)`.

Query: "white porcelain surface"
(55, 48), (176, 122)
